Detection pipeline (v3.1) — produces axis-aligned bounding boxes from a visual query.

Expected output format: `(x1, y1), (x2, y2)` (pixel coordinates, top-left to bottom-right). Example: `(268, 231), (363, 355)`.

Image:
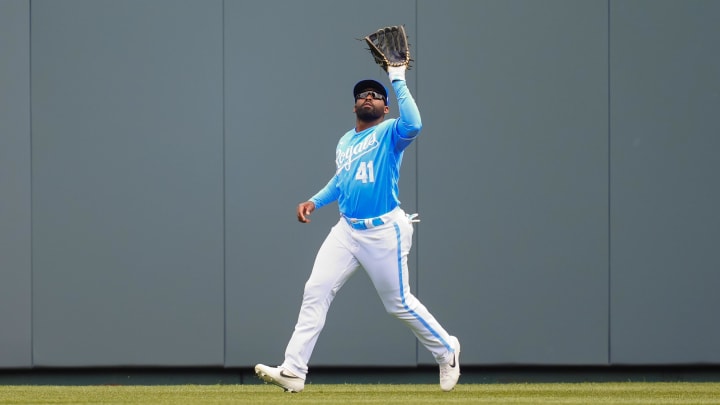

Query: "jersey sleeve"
(309, 175), (340, 210)
(391, 79), (422, 148)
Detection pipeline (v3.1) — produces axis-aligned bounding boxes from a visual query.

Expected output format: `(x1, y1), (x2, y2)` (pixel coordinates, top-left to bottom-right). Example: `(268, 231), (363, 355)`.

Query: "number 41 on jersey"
(355, 161), (375, 183)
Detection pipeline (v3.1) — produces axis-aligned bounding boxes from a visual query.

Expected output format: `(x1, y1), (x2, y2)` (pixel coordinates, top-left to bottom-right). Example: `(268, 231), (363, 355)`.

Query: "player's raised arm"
(363, 25), (421, 141)
(390, 76), (422, 142)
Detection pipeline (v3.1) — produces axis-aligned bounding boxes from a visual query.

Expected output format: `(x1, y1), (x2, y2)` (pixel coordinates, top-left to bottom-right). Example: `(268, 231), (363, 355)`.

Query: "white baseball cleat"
(254, 364), (305, 393)
(439, 336), (461, 391)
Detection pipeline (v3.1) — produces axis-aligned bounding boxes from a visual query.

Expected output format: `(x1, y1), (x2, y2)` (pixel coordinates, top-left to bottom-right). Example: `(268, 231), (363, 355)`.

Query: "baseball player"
(255, 63), (460, 392)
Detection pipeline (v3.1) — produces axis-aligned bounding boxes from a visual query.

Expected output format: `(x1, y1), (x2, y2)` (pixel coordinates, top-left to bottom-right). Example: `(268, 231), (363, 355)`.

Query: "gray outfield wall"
(1, 0), (718, 369)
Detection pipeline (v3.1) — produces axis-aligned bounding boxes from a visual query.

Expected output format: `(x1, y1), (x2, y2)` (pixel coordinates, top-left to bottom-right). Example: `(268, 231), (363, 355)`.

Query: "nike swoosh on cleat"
(450, 354), (456, 368)
(280, 370), (301, 379)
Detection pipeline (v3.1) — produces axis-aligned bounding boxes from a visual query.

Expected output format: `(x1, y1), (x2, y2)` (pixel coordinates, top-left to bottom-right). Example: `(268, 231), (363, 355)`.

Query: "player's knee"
(302, 281), (338, 307)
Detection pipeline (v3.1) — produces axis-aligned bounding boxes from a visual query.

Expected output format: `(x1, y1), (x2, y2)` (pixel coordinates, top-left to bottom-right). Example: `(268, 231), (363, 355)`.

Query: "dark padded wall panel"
(416, 0), (610, 365)
(0, 0), (32, 368)
(223, 0), (421, 367)
(609, 0), (720, 364)
(31, 0), (225, 366)
(1, 0), (717, 370)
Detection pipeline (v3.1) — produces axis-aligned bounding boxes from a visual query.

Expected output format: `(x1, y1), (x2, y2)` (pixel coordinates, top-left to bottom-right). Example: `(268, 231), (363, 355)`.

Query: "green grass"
(1, 383), (719, 404)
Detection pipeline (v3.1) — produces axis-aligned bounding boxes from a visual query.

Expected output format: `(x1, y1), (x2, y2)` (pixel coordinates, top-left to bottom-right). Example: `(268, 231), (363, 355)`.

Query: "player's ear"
(384, 105), (389, 114)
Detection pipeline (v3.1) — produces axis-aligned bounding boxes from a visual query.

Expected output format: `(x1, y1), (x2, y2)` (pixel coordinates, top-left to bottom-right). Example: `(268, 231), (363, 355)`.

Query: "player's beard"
(356, 103), (384, 122)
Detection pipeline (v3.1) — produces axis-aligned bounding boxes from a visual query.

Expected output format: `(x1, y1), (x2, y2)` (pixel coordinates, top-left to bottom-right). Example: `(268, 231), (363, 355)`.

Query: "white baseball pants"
(281, 207), (455, 379)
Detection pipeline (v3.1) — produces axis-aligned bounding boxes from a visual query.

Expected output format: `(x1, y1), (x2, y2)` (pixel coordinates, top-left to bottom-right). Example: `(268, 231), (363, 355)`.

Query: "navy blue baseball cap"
(353, 79), (389, 105)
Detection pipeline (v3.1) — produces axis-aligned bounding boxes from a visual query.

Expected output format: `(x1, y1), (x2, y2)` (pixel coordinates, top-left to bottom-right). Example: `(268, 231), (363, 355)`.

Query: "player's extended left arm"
(388, 66), (422, 142)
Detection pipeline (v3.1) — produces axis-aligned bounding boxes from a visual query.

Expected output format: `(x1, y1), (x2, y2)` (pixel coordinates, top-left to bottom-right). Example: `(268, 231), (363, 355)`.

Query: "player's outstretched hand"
(297, 201), (316, 223)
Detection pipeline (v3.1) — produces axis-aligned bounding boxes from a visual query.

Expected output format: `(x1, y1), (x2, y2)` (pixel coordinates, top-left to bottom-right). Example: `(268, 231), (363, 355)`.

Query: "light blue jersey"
(310, 80), (421, 219)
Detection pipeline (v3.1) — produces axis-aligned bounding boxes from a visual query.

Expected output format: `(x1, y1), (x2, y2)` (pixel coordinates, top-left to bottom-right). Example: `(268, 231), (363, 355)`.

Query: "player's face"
(354, 89), (388, 122)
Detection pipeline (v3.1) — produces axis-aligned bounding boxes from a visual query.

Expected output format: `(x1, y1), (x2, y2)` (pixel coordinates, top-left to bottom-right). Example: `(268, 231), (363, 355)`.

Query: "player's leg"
(356, 213), (460, 390)
(357, 215), (454, 360)
(280, 221), (360, 379)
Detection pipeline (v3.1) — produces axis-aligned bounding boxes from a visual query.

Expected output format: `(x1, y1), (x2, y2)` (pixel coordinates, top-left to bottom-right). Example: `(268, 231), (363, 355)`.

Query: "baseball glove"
(363, 25), (411, 71)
